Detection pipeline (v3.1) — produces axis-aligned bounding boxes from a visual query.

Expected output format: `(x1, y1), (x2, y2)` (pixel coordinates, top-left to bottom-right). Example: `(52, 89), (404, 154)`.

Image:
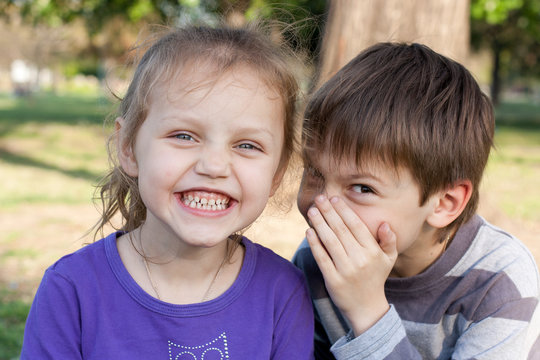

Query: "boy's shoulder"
(292, 238), (317, 272)
(452, 216), (538, 283)
(433, 216), (539, 324)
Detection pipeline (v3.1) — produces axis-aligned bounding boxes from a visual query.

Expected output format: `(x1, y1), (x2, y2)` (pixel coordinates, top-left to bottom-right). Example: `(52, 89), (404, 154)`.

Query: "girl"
(21, 25), (314, 359)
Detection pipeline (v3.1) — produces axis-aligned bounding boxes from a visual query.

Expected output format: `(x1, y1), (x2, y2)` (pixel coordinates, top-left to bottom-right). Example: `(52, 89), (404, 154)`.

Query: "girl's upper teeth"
(182, 191), (230, 210)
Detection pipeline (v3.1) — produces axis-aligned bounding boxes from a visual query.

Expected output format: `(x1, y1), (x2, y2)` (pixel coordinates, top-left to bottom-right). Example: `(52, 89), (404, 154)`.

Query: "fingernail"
(315, 195), (326, 203)
(330, 196), (339, 204)
(308, 207), (319, 217)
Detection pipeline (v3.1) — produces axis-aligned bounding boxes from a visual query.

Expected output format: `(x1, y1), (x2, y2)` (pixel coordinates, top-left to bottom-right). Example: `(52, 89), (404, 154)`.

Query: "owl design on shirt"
(168, 332), (229, 359)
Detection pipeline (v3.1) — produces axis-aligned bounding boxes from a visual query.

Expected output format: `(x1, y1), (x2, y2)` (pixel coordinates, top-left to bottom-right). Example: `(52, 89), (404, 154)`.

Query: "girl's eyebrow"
(233, 125), (275, 138)
(159, 116), (276, 140)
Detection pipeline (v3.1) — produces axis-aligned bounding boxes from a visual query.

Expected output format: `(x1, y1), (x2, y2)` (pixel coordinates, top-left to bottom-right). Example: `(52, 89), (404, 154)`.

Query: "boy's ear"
(115, 117), (139, 177)
(426, 180), (473, 228)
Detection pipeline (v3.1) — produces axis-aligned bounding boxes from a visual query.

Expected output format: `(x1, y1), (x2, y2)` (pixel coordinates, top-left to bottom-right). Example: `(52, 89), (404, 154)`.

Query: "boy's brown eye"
(306, 166), (323, 179)
(302, 167), (325, 194)
(351, 184), (373, 194)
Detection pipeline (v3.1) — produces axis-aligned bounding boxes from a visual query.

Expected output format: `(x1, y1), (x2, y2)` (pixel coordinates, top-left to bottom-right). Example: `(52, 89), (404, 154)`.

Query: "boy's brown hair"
(303, 42), (495, 238)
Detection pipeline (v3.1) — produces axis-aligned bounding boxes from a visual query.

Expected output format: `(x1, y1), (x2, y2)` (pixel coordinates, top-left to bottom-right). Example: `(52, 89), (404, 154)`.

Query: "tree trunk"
(317, 0), (470, 86)
(490, 40), (501, 106)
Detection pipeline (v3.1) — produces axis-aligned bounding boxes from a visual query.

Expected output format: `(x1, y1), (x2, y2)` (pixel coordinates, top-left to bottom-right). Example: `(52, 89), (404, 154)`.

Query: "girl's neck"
(135, 224), (230, 274)
(118, 225), (245, 304)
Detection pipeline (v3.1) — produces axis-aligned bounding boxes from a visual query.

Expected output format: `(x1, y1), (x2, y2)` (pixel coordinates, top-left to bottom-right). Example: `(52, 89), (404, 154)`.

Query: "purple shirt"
(21, 232), (314, 359)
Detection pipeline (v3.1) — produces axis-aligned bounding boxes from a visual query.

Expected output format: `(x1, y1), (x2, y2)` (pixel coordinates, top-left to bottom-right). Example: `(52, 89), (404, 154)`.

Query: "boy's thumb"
(378, 222), (398, 262)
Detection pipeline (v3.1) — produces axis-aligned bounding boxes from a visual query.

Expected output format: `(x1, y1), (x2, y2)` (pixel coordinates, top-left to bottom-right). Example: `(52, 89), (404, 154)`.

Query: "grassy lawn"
(0, 91), (113, 359)
(0, 92), (539, 358)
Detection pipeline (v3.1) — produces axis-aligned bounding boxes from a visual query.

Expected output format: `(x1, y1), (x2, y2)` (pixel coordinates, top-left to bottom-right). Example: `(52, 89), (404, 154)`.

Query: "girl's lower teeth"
(183, 199), (227, 210)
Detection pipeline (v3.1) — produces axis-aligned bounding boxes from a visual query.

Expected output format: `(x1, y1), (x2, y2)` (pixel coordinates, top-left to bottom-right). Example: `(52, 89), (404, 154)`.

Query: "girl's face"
(118, 67), (285, 249)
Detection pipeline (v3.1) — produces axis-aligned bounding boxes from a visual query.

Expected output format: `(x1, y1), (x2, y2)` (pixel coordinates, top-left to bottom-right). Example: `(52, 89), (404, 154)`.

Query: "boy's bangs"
(303, 109), (401, 171)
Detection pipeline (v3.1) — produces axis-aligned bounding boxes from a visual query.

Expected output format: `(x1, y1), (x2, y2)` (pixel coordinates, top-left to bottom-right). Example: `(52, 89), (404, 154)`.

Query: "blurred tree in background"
(0, 0), (539, 100)
(315, 0), (469, 86)
(471, 0), (540, 104)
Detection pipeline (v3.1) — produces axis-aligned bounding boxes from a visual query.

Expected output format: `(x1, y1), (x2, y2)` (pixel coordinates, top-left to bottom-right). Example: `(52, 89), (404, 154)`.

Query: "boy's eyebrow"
(342, 172), (385, 184)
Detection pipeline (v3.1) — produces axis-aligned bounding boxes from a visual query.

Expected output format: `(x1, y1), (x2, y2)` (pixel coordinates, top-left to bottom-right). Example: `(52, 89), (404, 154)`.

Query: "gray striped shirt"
(293, 215), (540, 359)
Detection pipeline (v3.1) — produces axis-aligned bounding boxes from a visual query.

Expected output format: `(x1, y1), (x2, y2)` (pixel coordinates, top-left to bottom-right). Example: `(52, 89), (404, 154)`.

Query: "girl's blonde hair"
(94, 24), (300, 237)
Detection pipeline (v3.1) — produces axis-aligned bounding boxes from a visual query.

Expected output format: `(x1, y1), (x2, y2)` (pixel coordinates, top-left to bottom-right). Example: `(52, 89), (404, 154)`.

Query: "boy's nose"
(194, 147), (231, 178)
(323, 183), (341, 200)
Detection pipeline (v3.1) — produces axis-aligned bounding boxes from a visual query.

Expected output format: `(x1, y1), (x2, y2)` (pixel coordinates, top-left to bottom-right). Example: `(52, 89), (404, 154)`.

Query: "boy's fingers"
(328, 196), (375, 249)
(312, 196), (360, 255)
(306, 228), (338, 280)
(377, 223), (398, 262)
(307, 206), (348, 261)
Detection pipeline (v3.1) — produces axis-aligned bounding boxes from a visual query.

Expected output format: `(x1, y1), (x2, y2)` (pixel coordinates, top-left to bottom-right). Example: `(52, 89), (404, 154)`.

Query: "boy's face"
(298, 152), (440, 257)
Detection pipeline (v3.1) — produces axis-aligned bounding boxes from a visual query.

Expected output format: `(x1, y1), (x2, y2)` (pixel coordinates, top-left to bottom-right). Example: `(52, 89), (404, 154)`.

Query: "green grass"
(482, 101), (540, 222)
(0, 291), (30, 360)
(0, 92), (112, 211)
(0, 91), (113, 358)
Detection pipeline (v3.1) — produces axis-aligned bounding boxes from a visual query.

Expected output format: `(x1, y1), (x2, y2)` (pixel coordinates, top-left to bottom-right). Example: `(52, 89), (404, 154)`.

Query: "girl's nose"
(194, 146), (231, 178)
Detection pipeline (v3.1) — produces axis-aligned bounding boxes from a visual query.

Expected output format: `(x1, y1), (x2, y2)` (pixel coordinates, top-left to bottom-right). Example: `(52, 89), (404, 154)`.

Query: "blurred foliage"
(471, 0), (540, 104)
(3, 0), (539, 100)
(1, 0), (326, 83)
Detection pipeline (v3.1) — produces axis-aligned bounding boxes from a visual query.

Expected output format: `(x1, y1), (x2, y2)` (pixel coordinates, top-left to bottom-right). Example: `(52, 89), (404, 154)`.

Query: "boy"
(293, 42), (540, 359)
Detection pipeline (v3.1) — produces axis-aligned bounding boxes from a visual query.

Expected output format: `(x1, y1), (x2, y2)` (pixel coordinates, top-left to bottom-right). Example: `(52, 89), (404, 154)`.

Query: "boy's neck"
(389, 233), (450, 278)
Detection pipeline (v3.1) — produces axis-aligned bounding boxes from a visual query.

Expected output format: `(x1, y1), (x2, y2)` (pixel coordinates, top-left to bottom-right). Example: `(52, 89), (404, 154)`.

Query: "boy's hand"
(306, 195), (398, 336)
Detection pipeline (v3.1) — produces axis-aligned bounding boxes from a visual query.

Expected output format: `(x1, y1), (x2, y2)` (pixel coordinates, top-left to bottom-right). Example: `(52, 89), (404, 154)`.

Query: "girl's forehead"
(156, 64), (280, 103)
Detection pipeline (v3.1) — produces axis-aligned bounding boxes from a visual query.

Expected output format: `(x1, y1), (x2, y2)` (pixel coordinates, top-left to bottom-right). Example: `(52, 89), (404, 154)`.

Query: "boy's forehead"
(304, 148), (404, 179)
(305, 149), (373, 172)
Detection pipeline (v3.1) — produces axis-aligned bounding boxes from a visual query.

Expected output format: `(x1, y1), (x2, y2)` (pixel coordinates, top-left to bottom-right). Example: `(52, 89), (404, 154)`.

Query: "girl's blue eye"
(175, 133), (193, 141)
(238, 143), (261, 151)
(352, 184), (373, 194)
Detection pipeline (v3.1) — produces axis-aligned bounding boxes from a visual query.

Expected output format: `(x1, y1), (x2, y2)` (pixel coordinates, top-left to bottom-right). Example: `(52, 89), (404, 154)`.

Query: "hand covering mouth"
(180, 190), (231, 211)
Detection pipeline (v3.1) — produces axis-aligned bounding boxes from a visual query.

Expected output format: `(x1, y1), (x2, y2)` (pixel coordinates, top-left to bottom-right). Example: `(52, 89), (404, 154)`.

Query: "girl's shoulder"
(242, 237), (306, 285)
(48, 232), (120, 279)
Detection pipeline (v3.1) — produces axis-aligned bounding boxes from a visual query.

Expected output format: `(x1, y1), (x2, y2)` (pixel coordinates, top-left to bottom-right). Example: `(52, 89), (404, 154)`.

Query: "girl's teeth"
(182, 192), (229, 211)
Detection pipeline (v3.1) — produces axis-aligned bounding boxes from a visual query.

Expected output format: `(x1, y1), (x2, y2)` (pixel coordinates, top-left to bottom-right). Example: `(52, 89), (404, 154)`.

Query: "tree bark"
(317, 0), (470, 86)
(490, 40), (501, 106)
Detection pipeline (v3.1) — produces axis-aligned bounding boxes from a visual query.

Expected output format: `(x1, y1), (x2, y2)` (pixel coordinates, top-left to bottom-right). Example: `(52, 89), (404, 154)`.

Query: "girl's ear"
(115, 117), (139, 177)
(426, 180), (473, 228)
